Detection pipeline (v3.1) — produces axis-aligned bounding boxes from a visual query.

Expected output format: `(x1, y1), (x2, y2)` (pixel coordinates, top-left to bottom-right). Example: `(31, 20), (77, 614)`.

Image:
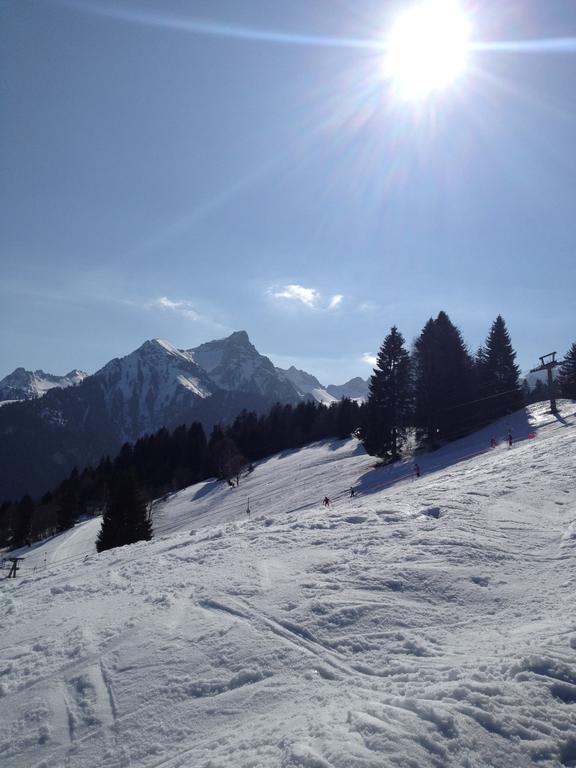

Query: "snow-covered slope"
(189, 330), (301, 403)
(2, 401), (576, 768)
(0, 367), (87, 404)
(277, 365), (338, 405)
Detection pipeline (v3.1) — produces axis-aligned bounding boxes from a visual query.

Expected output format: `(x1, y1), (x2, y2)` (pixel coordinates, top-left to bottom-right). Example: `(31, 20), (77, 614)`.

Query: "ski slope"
(1, 401), (575, 767)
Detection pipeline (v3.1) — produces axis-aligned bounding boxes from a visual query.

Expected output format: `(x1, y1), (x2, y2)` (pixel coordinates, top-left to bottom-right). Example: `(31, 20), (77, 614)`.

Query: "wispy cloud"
(142, 296), (227, 331)
(269, 284), (344, 311)
(149, 296), (202, 321)
(361, 352), (377, 366)
(357, 301), (378, 314)
(271, 284), (320, 308)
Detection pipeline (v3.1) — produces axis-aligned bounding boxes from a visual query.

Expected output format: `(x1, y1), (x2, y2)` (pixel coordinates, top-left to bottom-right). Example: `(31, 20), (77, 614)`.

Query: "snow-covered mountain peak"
(64, 369), (89, 383)
(0, 366), (88, 403)
(188, 333), (300, 402)
(135, 338), (192, 362)
(94, 339), (214, 440)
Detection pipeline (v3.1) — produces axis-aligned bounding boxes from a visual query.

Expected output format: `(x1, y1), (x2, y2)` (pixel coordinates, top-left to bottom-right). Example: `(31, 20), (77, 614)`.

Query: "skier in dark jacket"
(323, 496), (331, 507)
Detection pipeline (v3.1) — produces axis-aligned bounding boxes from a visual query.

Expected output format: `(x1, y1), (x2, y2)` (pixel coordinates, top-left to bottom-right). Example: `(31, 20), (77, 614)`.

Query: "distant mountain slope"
(94, 338), (215, 441)
(326, 376), (369, 401)
(0, 331), (366, 500)
(276, 365), (337, 405)
(0, 367), (87, 404)
(188, 331), (301, 403)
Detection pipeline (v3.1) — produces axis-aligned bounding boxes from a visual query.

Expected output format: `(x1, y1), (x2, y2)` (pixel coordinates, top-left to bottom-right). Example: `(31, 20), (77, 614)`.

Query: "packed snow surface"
(1, 402), (576, 768)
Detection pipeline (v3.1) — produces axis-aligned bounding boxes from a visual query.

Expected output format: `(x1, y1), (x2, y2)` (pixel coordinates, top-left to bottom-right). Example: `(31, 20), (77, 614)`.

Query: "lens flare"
(385, 0), (471, 100)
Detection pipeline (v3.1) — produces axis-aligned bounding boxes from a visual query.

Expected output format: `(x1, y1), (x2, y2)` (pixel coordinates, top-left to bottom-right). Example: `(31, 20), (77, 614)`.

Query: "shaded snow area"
(1, 402), (576, 768)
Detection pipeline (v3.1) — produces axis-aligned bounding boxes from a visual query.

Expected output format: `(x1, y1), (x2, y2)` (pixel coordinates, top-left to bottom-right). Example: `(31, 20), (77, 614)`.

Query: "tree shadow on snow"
(353, 408), (540, 499)
(190, 478), (222, 501)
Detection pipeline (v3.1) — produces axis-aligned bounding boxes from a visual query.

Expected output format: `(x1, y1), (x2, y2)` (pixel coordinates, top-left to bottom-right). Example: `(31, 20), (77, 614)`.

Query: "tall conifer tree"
(476, 315), (523, 421)
(362, 326), (412, 460)
(558, 342), (576, 400)
(12, 494), (34, 548)
(413, 312), (473, 446)
(96, 470), (151, 553)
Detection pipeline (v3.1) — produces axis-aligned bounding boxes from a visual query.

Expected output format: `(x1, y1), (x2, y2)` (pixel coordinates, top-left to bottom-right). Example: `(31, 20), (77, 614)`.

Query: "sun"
(385, 0), (471, 101)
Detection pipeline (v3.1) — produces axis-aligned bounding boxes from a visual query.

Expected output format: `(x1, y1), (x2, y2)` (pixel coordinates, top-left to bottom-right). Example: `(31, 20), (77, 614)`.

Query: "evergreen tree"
(206, 425), (226, 478)
(56, 468), (80, 532)
(528, 378), (549, 404)
(476, 315), (523, 421)
(362, 326), (412, 460)
(57, 488), (78, 532)
(209, 436), (247, 485)
(0, 500), (13, 548)
(96, 470), (152, 553)
(413, 312), (473, 446)
(558, 343), (576, 399)
(187, 422), (207, 481)
(11, 494), (34, 548)
(336, 397), (361, 440)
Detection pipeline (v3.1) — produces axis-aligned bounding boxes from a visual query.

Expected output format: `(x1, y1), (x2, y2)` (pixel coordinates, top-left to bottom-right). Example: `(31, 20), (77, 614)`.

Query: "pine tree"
(336, 397), (360, 440)
(11, 494), (34, 548)
(96, 470), (152, 553)
(558, 343), (576, 400)
(57, 489), (78, 532)
(362, 326), (412, 461)
(476, 315), (523, 421)
(56, 468), (80, 532)
(413, 312), (473, 446)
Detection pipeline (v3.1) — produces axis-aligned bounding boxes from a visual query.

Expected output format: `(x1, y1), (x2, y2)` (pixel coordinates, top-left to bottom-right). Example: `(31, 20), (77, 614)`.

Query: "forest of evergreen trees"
(0, 396), (362, 551)
(1, 313), (574, 553)
(361, 313), (528, 461)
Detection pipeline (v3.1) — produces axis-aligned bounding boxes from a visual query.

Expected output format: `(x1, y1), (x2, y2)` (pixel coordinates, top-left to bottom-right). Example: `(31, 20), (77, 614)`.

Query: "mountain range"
(0, 368), (87, 405)
(0, 331), (368, 500)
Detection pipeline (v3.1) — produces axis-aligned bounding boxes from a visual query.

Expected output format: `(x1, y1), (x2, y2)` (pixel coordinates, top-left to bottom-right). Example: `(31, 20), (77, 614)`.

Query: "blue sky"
(1, 0), (575, 385)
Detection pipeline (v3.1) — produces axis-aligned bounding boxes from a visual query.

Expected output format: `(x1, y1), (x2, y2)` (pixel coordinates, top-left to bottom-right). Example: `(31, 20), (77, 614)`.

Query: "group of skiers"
(490, 431), (514, 449)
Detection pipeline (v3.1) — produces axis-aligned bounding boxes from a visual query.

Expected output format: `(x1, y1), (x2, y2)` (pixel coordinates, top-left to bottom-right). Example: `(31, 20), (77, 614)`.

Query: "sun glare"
(385, 0), (471, 101)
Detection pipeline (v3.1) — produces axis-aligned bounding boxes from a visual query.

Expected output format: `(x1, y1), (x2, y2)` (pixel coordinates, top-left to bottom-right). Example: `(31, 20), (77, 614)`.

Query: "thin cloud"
(357, 301), (378, 314)
(149, 296), (201, 321)
(145, 296), (227, 330)
(361, 352), (377, 366)
(269, 284), (344, 311)
(271, 284), (320, 308)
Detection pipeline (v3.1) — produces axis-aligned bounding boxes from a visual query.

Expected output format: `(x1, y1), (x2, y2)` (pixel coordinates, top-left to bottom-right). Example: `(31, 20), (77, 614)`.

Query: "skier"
(490, 437), (496, 449)
(508, 430), (513, 448)
(349, 487), (356, 498)
(323, 496), (331, 507)
(414, 463), (421, 479)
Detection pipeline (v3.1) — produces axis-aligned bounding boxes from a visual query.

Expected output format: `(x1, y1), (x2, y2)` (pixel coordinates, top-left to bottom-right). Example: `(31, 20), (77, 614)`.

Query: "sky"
(1, 0), (575, 385)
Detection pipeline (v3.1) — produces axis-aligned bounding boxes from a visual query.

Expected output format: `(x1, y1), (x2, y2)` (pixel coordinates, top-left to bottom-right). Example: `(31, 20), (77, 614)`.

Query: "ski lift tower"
(530, 352), (563, 414)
